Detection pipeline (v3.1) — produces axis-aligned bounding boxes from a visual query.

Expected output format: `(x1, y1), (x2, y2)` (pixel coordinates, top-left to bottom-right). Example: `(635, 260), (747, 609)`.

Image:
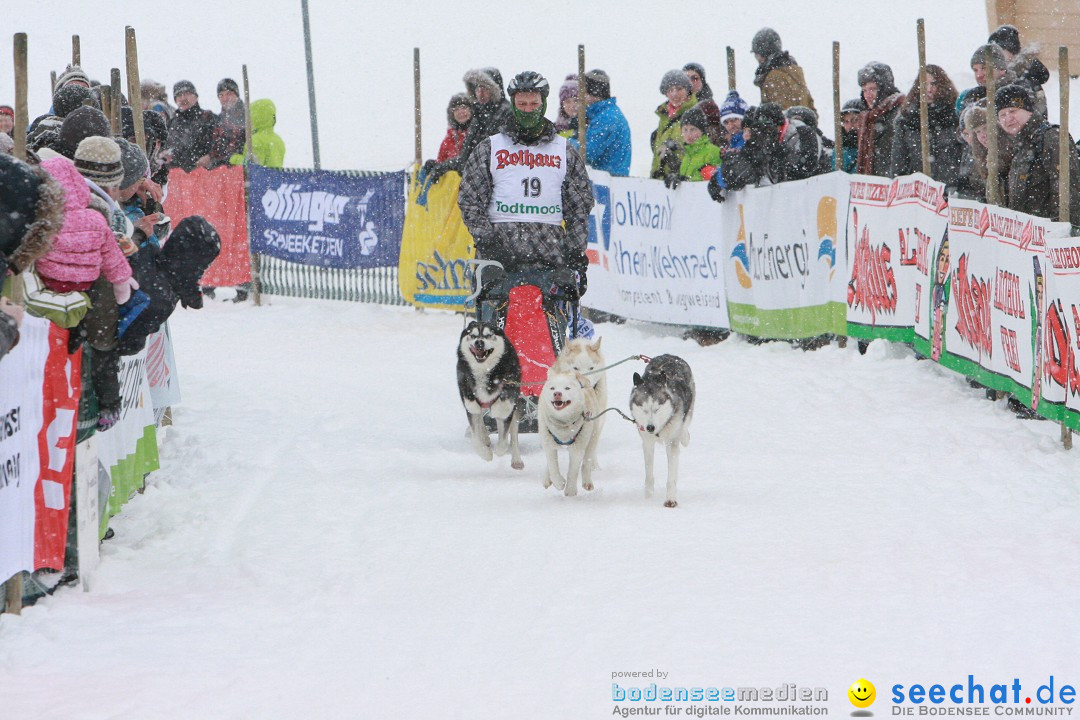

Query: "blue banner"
(249, 166), (406, 269)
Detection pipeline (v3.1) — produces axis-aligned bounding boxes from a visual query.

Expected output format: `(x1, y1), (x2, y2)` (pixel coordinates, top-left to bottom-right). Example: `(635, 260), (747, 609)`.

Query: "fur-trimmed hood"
(0, 156), (65, 273)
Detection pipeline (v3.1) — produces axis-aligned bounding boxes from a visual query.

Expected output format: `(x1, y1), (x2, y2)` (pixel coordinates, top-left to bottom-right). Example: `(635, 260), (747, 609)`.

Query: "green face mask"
(512, 99), (547, 130)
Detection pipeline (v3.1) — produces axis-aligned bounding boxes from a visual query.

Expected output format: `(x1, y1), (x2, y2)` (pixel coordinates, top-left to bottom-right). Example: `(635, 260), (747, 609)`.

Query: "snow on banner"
(845, 173), (950, 342)
(720, 173), (848, 338)
(249, 166), (406, 269)
(0, 317), (80, 581)
(584, 170), (730, 328)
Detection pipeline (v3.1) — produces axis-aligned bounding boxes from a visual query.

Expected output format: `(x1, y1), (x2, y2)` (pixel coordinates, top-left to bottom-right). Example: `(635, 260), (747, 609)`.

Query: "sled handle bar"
(464, 259), (505, 305)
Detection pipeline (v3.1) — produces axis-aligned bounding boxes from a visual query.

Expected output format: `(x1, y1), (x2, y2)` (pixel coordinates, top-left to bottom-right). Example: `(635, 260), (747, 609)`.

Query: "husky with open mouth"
(457, 321), (523, 469)
(629, 354), (694, 507)
(550, 337), (607, 481)
(538, 370), (599, 496)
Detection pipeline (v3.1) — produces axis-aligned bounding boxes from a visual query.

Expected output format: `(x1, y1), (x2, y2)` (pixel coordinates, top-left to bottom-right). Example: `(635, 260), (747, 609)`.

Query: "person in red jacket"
(437, 93), (473, 163)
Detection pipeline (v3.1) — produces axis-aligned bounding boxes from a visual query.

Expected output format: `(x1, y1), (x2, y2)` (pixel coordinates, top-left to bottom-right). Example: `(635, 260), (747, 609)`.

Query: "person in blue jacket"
(578, 69), (632, 176)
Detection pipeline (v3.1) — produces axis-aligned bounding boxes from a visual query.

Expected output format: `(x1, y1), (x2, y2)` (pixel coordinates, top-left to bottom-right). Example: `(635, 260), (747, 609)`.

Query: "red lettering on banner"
(1000, 327), (1021, 372)
(1045, 300), (1080, 396)
(847, 214), (897, 323)
(494, 148), (562, 171)
(953, 254), (993, 359)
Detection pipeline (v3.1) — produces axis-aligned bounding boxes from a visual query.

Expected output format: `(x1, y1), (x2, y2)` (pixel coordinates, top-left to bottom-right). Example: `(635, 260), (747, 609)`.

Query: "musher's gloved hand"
(577, 270), (588, 298)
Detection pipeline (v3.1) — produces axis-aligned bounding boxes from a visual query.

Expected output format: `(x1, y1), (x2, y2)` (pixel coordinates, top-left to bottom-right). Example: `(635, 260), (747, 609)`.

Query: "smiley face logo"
(848, 679), (876, 708)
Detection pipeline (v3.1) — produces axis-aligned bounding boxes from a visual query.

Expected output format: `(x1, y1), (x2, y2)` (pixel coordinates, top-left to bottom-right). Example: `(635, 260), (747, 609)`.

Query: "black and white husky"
(457, 321), (524, 469)
(629, 355), (695, 507)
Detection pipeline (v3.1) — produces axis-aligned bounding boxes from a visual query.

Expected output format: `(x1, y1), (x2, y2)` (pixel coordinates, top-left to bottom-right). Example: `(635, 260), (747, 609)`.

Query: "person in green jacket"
(650, 70), (696, 179)
(669, 105), (721, 187)
(230, 98), (285, 167)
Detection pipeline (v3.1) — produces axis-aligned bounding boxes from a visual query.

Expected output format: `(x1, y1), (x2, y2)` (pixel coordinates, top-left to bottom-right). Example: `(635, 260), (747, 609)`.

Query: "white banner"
(146, 323), (181, 412)
(721, 173), (850, 338)
(0, 317), (49, 582)
(845, 173), (950, 341)
(583, 170), (728, 327)
(1035, 232), (1080, 417)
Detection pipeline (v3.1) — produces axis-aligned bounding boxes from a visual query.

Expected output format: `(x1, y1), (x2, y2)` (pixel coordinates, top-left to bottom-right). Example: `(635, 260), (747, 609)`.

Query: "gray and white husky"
(629, 354), (695, 507)
(457, 321), (523, 469)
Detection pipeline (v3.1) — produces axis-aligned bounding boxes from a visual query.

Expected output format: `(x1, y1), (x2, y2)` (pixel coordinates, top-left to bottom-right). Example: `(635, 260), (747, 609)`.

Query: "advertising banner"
(845, 173), (950, 342)
(1027, 231), (1080, 427)
(584, 171), (729, 328)
(164, 166), (251, 287)
(398, 171), (476, 310)
(145, 323), (181, 412)
(96, 350), (160, 536)
(720, 173), (849, 338)
(249, 166), (405, 269)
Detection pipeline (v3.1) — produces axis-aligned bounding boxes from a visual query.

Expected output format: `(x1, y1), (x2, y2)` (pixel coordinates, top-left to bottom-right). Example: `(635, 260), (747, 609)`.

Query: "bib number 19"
(521, 177), (542, 197)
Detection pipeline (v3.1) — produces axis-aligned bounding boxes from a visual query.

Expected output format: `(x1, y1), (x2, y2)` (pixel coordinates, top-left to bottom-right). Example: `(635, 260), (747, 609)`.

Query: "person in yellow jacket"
(650, 70), (696, 179)
(229, 98), (285, 168)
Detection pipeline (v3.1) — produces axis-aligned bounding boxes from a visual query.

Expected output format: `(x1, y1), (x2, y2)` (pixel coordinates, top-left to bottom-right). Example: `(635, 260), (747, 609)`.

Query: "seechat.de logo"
(849, 678), (877, 711)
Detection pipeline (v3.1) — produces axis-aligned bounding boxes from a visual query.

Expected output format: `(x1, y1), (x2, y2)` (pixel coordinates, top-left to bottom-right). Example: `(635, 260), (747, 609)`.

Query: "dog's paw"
(542, 475), (552, 488)
(475, 445), (494, 462)
(582, 481), (594, 491)
(664, 500), (678, 508)
(494, 440), (509, 456)
(564, 485), (578, 497)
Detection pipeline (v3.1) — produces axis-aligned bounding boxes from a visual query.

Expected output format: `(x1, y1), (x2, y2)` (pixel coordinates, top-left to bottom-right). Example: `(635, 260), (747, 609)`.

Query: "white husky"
(538, 370), (599, 496)
(629, 355), (695, 507)
(550, 337), (606, 478)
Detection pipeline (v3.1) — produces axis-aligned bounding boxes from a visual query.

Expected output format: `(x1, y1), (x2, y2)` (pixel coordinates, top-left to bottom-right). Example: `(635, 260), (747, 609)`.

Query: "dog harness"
(548, 414), (589, 446)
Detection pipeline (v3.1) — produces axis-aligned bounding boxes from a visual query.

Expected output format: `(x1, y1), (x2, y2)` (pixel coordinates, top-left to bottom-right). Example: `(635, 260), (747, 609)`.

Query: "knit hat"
(53, 84), (95, 118)
(173, 80), (197, 99)
(142, 110), (168, 146)
(74, 136), (124, 187)
(217, 78), (240, 96)
(57, 106), (111, 159)
(683, 62), (707, 83)
(971, 43), (1008, 70)
(746, 103), (786, 133)
(751, 28), (782, 57)
(719, 90), (749, 121)
(0, 105), (13, 118)
(857, 61), (896, 91)
(786, 105), (818, 129)
(995, 83), (1034, 112)
(660, 69), (692, 95)
(681, 105), (708, 132)
(841, 98), (865, 115)
(960, 102), (988, 131)
(584, 69), (611, 99)
(559, 77), (579, 103)
(989, 24), (1022, 56)
(0, 154), (65, 272)
(115, 138), (149, 189)
(141, 79), (168, 102)
(54, 65), (90, 90)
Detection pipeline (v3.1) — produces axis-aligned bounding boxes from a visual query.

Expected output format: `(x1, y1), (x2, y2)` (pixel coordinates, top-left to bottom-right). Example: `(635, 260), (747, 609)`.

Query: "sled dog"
(550, 337), (606, 476)
(629, 354), (694, 507)
(457, 321), (523, 469)
(538, 369), (599, 496)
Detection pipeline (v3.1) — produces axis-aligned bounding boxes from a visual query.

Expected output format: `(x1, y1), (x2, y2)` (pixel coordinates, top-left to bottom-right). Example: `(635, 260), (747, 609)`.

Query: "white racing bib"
(488, 133), (568, 224)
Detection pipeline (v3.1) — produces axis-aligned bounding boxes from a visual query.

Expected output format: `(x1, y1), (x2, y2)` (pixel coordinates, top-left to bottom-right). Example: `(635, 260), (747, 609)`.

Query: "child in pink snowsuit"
(39, 154), (138, 428)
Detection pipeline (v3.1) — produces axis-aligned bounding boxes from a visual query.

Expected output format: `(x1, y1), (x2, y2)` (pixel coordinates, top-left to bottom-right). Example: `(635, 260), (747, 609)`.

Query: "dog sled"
(467, 260), (582, 433)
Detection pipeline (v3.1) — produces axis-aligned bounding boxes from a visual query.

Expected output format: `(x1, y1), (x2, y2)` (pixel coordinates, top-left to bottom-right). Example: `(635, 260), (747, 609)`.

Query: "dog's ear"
(591, 337), (602, 352)
(633, 372), (643, 386)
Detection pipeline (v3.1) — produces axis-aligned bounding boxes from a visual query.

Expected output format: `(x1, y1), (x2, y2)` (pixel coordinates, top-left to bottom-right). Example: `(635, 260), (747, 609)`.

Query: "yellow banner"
(397, 170), (475, 310)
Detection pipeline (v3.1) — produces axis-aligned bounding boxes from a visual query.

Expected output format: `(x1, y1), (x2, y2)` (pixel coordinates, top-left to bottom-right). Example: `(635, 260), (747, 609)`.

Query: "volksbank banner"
(249, 166), (406, 269)
(584, 170), (729, 328)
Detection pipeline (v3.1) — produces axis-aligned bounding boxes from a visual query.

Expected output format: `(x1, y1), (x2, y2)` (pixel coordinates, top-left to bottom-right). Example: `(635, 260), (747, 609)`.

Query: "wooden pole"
(242, 65), (262, 308)
(3, 573), (22, 615)
(71, 34), (80, 67)
(125, 27), (146, 152)
(14, 33), (28, 163)
(1058, 46), (1072, 450)
(99, 85), (113, 129)
(727, 46), (736, 91)
(109, 68), (123, 136)
(833, 41), (841, 171)
(577, 44), (587, 162)
(413, 48), (422, 168)
(986, 46), (1000, 206)
(301, 0), (321, 169)
(50, 70), (57, 95)
(917, 19), (931, 176)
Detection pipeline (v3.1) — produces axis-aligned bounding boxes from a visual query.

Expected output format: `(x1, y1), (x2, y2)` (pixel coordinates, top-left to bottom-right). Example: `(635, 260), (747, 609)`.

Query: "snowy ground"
(0, 297), (1077, 719)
